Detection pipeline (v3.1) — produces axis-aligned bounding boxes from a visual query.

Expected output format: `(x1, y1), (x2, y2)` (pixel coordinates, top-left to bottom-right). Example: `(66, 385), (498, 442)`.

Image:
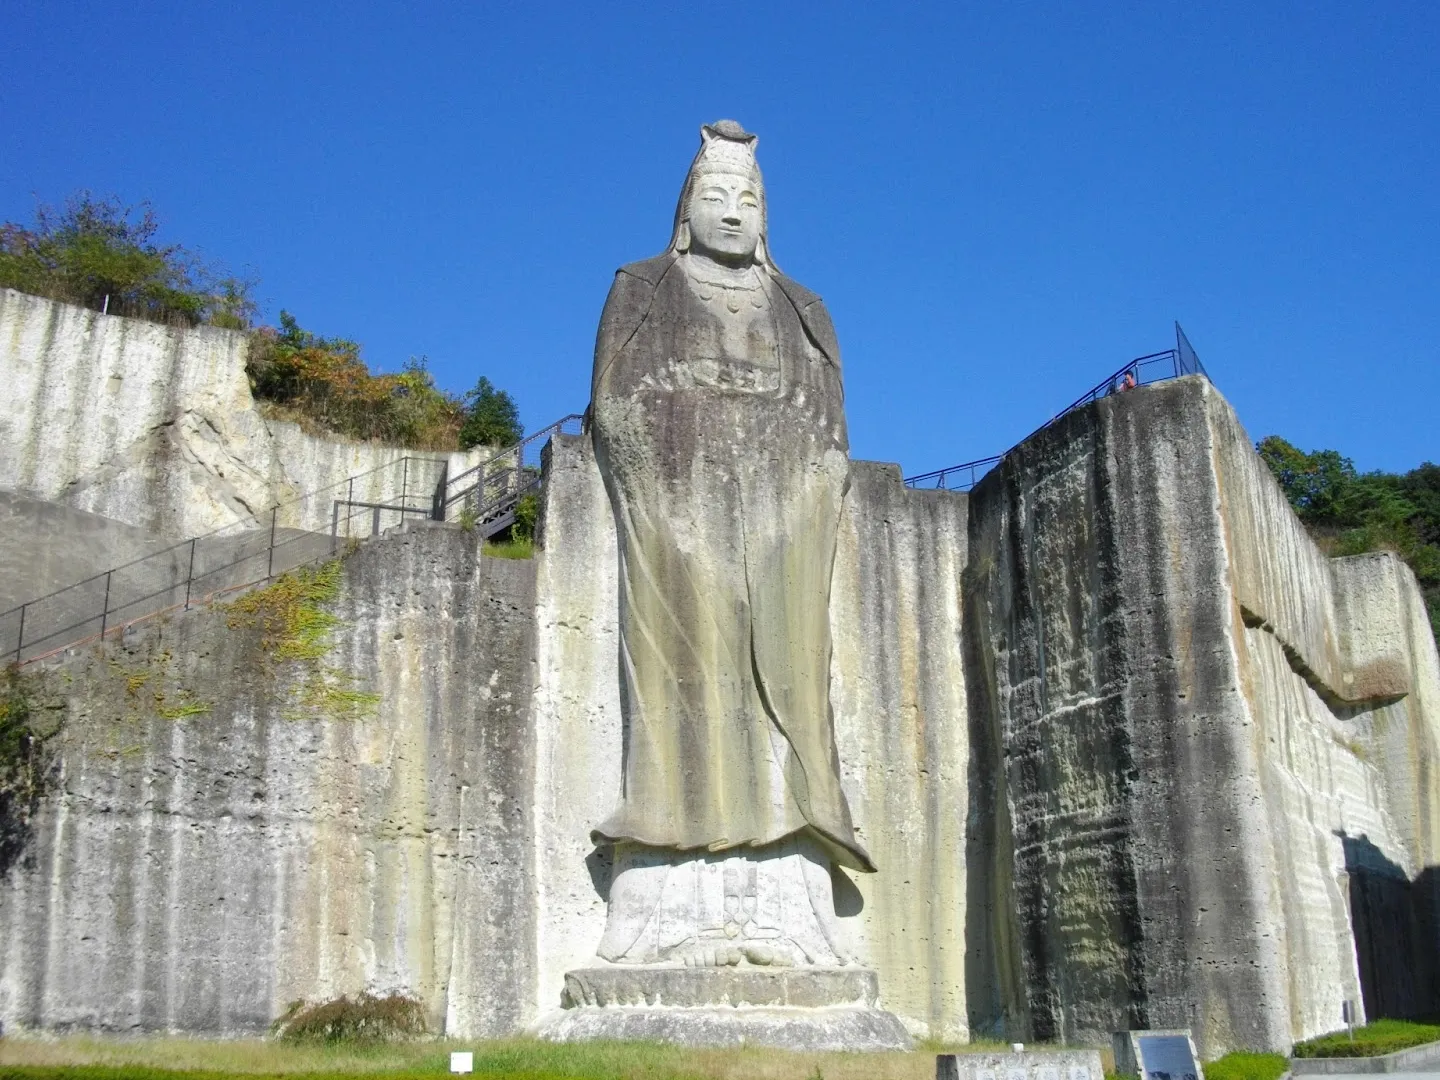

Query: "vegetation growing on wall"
(225, 561), (379, 720)
(0, 193), (257, 328)
(1260, 436), (1440, 640)
(0, 667), (56, 875)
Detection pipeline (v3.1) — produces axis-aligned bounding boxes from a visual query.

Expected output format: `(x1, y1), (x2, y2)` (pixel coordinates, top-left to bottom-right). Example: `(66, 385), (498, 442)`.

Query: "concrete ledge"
(1291, 1039), (1440, 1073)
(537, 1003), (912, 1051)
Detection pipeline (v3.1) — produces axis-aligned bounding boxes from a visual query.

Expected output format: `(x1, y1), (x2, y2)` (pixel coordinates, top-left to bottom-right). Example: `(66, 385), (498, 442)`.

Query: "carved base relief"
(597, 834), (847, 967)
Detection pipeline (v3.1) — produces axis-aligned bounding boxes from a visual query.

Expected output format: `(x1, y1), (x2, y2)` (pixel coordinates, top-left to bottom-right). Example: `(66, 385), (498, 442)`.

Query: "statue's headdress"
(669, 120), (775, 268)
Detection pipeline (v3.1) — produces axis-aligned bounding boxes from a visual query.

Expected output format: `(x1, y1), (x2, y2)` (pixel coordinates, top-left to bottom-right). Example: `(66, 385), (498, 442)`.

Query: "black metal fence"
(1, 455), (455, 665)
(429, 414), (585, 536)
(905, 323), (1209, 492)
(1, 415), (587, 666)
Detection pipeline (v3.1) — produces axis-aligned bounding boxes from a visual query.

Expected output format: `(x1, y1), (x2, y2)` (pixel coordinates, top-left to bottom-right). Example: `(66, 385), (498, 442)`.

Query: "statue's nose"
(722, 209), (742, 226)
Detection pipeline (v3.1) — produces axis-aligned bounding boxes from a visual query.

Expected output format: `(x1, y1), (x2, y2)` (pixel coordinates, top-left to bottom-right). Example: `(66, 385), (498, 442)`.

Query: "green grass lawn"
(1290, 1018), (1440, 1059)
(1201, 1051), (1288, 1080)
(0, 1035), (979, 1080)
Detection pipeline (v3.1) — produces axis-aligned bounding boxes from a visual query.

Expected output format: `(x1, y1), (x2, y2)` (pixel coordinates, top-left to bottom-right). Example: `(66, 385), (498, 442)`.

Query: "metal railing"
(1, 455), (453, 666)
(905, 322), (1209, 492)
(430, 414), (585, 537)
(1, 414), (588, 666)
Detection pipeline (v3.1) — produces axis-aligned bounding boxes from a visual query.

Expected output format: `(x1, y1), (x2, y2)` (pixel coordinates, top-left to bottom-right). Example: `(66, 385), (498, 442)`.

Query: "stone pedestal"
(537, 966), (912, 1051)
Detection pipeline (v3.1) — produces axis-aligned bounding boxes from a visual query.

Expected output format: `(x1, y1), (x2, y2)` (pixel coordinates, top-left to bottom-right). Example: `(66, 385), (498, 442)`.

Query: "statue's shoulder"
(771, 273), (840, 366)
(615, 253), (678, 290)
(771, 272), (824, 311)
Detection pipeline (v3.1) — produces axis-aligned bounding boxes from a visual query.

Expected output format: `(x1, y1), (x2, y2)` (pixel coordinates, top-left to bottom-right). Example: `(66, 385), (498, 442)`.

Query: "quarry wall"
(964, 375), (1440, 1056)
(0, 522), (538, 1037)
(1, 361), (1437, 1052)
(0, 289), (490, 541)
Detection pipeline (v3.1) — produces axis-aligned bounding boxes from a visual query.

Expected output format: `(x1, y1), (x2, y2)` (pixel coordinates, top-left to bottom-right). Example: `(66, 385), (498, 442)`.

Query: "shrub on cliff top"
(0, 192), (256, 328)
(271, 992), (428, 1044)
(246, 312), (525, 452)
(1259, 436), (1440, 642)
(246, 312), (468, 450)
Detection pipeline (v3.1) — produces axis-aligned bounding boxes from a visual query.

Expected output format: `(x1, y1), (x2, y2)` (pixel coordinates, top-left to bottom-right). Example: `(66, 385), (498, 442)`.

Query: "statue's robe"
(590, 251), (874, 874)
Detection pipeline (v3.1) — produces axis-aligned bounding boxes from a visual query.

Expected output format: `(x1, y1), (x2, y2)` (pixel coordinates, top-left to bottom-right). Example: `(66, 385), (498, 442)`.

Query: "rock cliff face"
(965, 375), (1440, 1054)
(0, 289), (489, 540)
(1, 365), (1436, 1053)
(0, 523), (537, 1036)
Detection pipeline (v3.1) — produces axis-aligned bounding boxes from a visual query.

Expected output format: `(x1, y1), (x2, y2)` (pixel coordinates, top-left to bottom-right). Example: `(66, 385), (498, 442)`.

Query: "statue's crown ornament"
(693, 120), (761, 180)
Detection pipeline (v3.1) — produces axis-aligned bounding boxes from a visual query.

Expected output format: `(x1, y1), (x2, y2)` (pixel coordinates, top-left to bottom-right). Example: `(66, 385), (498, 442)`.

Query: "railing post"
(100, 570), (113, 641)
(372, 505), (382, 536)
(331, 499), (340, 554)
(402, 457), (409, 508)
(347, 477), (355, 538)
(14, 603), (25, 664)
(266, 506), (277, 579)
(432, 462), (449, 521)
(184, 538), (197, 611)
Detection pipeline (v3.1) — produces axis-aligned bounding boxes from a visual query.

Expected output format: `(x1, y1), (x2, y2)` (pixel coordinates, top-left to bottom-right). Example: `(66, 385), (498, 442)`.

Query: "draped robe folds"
(590, 252), (875, 875)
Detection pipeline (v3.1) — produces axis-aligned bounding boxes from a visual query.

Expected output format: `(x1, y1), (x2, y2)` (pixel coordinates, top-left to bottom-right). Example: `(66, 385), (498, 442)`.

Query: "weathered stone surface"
(0, 521), (538, 1036)
(965, 375), (1440, 1056)
(0, 288), (493, 539)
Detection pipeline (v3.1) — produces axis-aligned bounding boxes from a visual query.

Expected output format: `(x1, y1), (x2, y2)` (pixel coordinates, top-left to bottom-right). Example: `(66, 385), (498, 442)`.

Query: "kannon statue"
(589, 121), (873, 969)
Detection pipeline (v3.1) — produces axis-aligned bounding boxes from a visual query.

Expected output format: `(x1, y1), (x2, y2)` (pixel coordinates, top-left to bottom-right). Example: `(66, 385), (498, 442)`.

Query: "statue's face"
(686, 171), (762, 265)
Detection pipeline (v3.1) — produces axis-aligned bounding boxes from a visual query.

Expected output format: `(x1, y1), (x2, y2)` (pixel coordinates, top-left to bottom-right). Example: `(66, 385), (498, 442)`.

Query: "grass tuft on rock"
(227, 562), (343, 662)
(271, 993), (427, 1045)
(1292, 1018), (1440, 1058)
(483, 538), (534, 560)
(224, 561), (379, 721)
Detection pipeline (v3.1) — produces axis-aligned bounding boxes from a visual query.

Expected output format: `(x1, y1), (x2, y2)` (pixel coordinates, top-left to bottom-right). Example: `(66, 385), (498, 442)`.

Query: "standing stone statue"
(588, 121), (874, 970)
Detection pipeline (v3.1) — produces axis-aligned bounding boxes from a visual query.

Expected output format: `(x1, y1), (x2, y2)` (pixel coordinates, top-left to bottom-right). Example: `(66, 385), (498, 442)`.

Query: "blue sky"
(3, 1), (1436, 475)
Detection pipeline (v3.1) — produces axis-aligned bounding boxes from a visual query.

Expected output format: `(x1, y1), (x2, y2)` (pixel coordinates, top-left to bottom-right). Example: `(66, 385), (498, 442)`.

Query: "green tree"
(0, 192), (256, 327)
(459, 376), (523, 450)
(1259, 436), (1440, 641)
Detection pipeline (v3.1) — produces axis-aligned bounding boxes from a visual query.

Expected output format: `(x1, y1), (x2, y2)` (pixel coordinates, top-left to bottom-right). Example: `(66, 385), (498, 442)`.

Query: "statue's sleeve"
(800, 298), (842, 371)
(592, 257), (669, 399)
(773, 274), (841, 371)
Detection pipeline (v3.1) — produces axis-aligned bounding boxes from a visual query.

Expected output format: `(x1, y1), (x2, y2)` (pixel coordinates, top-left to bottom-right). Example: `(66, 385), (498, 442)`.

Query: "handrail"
(432, 408), (584, 521)
(904, 323), (1209, 493)
(3, 416), (587, 666)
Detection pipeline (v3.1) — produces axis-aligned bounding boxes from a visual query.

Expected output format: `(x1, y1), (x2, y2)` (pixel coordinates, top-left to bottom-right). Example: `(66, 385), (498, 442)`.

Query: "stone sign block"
(936, 1050), (1104, 1080)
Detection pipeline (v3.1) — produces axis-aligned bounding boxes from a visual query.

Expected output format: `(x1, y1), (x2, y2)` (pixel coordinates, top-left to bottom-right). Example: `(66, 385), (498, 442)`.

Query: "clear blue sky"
(4, 2), (1436, 475)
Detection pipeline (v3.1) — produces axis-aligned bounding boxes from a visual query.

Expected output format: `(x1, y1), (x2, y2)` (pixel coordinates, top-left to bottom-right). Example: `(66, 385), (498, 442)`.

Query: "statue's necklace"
(685, 261), (763, 314)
